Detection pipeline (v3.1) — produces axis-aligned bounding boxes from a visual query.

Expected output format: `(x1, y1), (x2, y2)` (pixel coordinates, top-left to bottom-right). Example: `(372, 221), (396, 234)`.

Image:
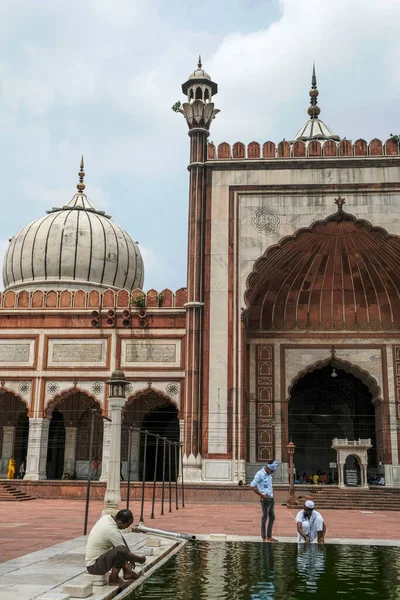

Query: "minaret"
(179, 57), (219, 479)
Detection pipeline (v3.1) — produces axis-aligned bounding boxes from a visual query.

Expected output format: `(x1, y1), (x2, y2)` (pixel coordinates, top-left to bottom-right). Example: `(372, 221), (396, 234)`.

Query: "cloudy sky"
(1, 0), (399, 291)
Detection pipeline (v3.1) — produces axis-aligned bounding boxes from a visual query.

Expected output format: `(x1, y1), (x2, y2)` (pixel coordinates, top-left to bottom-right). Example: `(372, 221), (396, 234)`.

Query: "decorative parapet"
(332, 438), (372, 447)
(0, 287), (188, 310)
(207, 138), (399, 160)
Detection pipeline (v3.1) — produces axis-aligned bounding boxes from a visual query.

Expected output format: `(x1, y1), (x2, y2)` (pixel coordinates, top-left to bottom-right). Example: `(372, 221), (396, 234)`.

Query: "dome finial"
(198, 54), (202, 70)
(77, 155), (85, 193)
(307, 62), (320, 119)
(335, 196), (346, 212)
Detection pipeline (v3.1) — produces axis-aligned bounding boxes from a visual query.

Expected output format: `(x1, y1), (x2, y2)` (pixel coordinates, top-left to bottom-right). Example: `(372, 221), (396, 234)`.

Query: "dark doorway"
(140, 403), (180, 482)
(14, 411), (29, 468)
(46, 409), (65, 479)
(288, 366), (376, 474)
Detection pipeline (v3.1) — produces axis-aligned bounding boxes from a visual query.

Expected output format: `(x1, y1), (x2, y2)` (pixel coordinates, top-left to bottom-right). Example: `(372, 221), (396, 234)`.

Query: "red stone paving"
(0, 499), (399, 563)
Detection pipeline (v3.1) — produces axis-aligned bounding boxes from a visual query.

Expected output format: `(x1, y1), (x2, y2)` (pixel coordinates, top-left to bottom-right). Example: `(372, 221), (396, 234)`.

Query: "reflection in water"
(129, 542), (400, 600)
(296, 544), (326, 592)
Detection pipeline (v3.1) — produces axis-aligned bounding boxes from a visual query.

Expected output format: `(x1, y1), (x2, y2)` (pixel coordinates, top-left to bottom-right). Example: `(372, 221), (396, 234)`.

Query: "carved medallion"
(252, 207), (281, 234)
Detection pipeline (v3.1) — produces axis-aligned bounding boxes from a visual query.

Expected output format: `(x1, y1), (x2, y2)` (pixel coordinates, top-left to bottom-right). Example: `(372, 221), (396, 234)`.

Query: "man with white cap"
(250, 460), (279, 542)
(296, 500), (326, 544)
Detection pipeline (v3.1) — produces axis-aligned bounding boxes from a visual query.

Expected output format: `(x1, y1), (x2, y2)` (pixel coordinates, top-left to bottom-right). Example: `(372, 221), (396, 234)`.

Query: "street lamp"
(103, 369), (128, 515)
(287, 440), (296, 507)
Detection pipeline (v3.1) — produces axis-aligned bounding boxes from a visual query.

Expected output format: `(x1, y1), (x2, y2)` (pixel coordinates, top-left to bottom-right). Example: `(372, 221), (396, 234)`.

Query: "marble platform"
(0, 531), (182, 600)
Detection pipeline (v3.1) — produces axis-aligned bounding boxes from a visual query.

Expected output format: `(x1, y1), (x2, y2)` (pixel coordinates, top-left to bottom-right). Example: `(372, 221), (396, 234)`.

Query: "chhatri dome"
(2, 158), (144, 292)
(293, 64), (340, 142)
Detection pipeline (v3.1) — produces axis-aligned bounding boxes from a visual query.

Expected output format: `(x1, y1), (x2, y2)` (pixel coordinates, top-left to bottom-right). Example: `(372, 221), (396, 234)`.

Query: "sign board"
(345, 469), (359, 487)
(329, 463), (337, 468)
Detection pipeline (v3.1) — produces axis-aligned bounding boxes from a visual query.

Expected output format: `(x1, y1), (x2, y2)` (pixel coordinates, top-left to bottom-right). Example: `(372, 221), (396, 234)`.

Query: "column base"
(183, 466), (203, 482)
(384, 464), (400, 486)
(23, 474), (47, 481)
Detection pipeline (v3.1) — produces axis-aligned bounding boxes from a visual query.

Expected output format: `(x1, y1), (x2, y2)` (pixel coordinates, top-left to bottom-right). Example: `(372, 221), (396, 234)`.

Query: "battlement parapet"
(0, 287), (188, 310)
(207, 138), (399, 160)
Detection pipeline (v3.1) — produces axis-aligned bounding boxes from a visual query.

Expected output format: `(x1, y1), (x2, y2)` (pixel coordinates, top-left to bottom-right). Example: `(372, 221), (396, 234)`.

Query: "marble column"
(24, 418), (50, 481)
(99, 420), (111, 483)
(62, 427), (77, 478)
(0, 426), (16, 477)
(103, 397), (125, 515)
(337, 462), (344, 488)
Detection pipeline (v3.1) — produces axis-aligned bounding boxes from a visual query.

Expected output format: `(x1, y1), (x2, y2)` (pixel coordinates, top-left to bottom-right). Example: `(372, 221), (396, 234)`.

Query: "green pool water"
(129, 541), (400, 599)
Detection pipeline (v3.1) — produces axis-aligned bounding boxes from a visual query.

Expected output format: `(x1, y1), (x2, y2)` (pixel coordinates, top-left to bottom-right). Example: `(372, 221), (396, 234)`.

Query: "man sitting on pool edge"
(296, 500), (326, 544)
(85, 509), (146, 588)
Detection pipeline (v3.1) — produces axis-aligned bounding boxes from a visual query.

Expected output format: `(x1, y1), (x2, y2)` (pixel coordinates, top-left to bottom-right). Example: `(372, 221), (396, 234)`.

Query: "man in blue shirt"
(250, 460), (279, 542)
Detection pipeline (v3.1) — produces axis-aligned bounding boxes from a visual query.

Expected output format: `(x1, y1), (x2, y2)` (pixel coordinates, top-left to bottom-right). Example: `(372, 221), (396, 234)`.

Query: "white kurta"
(295, 509), (324, 543)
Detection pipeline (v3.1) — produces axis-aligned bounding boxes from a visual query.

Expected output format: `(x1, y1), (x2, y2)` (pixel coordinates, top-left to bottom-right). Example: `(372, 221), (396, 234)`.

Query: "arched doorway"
(0, 391), (29, 478)
(46, 391), (103, 479)
(122, 390), (180, 482)
(288, 366), (377, 476)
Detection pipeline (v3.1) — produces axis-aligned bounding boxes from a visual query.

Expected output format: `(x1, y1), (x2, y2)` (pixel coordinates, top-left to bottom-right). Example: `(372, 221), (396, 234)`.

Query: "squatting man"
(85, 509), (146, 589)
(296, 500), (326, 544)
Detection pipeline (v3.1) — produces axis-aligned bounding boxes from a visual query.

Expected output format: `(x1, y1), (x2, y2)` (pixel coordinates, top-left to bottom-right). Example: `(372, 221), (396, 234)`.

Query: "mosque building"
(0, 60), (399, 491)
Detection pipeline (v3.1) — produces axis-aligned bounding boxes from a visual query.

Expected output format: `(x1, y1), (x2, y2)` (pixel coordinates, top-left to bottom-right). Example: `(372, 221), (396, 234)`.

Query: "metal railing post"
(139, 430), (148, 523)
(126, 427), (132, 510)
(180, 442), (185, 508)
(174, 443), (178, 510)
(151, 434), (159, 519)
(161, 437), (166, 516)
(168, 441), (172, 513)
(83, 409), (95, 535)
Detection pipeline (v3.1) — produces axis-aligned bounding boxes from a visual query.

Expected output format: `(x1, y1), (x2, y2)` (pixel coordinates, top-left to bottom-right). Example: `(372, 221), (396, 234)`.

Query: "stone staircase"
(292, 486), (400, 511)
(0, 480), (36, 501)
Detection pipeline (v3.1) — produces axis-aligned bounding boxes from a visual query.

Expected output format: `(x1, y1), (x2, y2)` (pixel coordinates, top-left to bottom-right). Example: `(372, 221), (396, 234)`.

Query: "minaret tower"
(179, 57), (219, 480)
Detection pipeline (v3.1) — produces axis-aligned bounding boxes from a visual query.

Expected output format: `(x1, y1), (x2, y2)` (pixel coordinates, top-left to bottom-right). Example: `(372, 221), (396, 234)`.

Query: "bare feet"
(123, 569), (140, 581)
(266, 537), (279, 542)
(109, 577), (130, 589)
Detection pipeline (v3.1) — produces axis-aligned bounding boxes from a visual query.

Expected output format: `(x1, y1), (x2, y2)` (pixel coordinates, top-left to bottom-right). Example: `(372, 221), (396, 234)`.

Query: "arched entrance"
(122, 389), (180, 482)
(46, 391), (103, 479)
(0, 391), (29, 478)
(288, 365), (377, 475)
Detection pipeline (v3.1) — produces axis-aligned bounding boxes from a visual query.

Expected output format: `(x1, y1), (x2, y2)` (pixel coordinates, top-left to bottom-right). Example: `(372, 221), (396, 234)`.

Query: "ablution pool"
(128, 541), (400, 599)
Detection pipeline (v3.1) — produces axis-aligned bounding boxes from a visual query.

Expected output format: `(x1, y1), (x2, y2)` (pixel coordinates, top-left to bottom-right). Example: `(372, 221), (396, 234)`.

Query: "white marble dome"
(3, 176), (144, 292)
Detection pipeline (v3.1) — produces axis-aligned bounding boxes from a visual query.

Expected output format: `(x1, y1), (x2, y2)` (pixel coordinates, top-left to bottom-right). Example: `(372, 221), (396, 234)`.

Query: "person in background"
(312, 473), (319, 485)
(17, 460), (25, 479)
(320, 473), (327, 485)
(92, 457), (100, 480)
(377, 474), (386, 486)
(7, 457), (15, 479)
(250, 460), (279, 543)
(296, 500), (326, 544)
(85, 509), (146, 589)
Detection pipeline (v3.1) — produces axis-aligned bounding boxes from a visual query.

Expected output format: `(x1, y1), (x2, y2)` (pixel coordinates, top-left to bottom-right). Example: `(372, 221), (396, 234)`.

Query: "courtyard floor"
(0, 499), (399, 563)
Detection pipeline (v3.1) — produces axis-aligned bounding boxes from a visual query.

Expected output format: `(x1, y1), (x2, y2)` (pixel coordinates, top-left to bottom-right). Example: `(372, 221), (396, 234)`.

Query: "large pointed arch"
(244, 205), (400, 330)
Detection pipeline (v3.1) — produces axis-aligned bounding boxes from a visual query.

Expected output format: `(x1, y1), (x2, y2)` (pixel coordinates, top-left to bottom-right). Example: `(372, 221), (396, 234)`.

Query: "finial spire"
(77, 155), (85, 193)
(198, 54), (202, 69)
(307, 62), (320, 119)
(335, 197), (345, 212)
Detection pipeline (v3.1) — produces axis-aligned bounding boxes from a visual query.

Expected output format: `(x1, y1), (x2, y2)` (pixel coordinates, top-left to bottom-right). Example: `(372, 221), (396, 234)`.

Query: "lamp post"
(103, 369), (128, 515)
(287, 440), (296, 507)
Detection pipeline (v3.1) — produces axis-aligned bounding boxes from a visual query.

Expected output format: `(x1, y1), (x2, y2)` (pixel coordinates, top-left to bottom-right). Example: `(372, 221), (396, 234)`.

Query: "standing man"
(296, 500), (326, 544)
(250, 460), (279, 542)
(85, 509), (146, 588)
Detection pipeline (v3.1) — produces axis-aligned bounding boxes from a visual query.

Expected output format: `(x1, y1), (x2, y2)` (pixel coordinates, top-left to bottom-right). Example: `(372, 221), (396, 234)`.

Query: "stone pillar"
(62, 427), (77, 478)
(0, 426), (16, 477)
(337, 462), (344, 488)
(362, 463), (368, 488)
(99, 420), (111, 483)
(24, 418), (50, 481)
(103, 397), (125, 514)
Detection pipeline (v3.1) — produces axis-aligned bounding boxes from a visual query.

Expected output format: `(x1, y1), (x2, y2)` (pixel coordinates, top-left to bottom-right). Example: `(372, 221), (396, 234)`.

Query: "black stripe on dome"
(73, 209), (80, 280)
(85, 210), (93, 282)
(58, 210), (73, 280)
(108, 219), (120, 288)
(119, 226), (131, 290)
(44, 211), (64, 280)
(31, 214), (56, 280)
(92, 212), (107, 284)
